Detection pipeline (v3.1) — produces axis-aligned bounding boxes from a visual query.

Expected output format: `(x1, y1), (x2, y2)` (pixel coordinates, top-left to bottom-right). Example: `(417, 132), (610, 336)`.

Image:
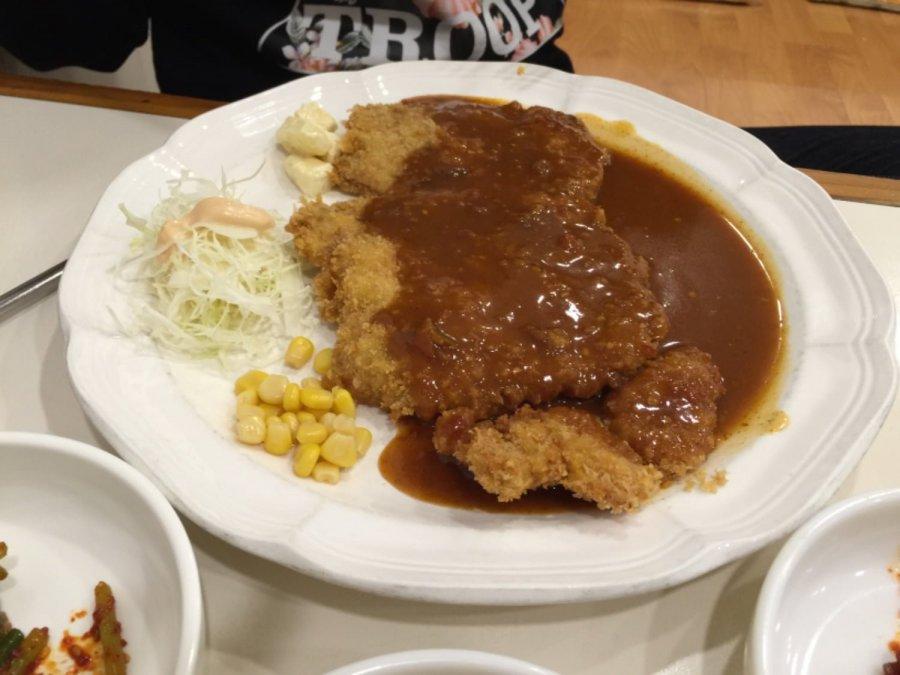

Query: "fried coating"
(605, 346), (725, 478)
(289, 209), (417, 414)
(434, 406), (662, 512)
(323, 229), (410, 412)
(289, 104), (445, 414)
(289, 198), (414, 411)
(292, 198), (396, 324)
(331, 103), (440, 195)
(292, 198), (367, 267)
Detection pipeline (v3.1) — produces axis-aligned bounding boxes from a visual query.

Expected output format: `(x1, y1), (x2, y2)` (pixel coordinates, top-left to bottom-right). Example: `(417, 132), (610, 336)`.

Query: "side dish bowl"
(748, 489), (900, 674)
(324, 649), (556, 675)
(0, 432), (203, 674)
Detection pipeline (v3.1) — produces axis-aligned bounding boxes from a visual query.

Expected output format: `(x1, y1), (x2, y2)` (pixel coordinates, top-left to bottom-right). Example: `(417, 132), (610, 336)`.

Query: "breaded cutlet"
(605, 346), (725, 478)
(331, 103), (440, 195)
(289, 101), (667, 421)
(433, 347), (723, 510)
(289, 104), (440, 414)
(291, 198), (411, 411)
(434, 405), (662, 513)
(287, 101), (728, 512)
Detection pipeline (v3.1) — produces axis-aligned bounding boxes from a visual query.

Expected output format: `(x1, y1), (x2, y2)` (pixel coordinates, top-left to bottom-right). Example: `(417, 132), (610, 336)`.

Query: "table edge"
(1, 73), (897, 206)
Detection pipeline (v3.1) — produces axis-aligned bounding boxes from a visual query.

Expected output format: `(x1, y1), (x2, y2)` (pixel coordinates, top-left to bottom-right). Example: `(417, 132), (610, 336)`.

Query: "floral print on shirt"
(258, 0), (564, 75)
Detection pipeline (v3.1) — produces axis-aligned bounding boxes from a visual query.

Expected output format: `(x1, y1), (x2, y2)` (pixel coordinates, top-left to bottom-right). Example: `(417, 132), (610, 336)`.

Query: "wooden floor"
(559, 0), (900, 126)
(1, 0), (897, 127)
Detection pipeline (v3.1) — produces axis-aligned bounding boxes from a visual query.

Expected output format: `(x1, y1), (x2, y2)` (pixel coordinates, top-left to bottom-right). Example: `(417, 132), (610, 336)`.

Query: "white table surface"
(1, 94), (898, 675)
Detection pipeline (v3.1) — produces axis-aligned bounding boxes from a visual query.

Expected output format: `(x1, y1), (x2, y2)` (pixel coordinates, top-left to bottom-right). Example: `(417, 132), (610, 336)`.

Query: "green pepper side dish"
(93, 581), (128, 675)
(0, 629), (25, 667)
(0, 541), (8, 581)
(0, 627), (48, 675)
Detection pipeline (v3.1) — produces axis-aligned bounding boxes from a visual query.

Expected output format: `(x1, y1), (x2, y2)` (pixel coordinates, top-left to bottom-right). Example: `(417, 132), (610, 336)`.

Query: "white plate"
(747, 489), (900, 674)
(0, 432), (202, 674)
(325, 649), (555, 675)
(59, 61), (896, 604)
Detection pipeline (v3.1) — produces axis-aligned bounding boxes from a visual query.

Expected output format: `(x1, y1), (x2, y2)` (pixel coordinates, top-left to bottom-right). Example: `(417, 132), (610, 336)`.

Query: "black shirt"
(0, 1), (573, 101)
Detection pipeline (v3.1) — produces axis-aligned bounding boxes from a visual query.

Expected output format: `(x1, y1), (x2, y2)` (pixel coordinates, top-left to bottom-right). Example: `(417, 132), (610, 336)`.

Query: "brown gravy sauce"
(380, 418), (596, 514)
(377, 100), (783, 514)
(365, 99), (664, 421)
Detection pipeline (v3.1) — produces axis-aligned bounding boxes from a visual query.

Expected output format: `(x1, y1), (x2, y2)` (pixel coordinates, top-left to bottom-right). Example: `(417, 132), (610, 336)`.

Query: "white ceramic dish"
(0, 432), (202, 674)
(60, 61), (896, 604)
(748, 489), (900, 674)
(325, 649), (556, 675)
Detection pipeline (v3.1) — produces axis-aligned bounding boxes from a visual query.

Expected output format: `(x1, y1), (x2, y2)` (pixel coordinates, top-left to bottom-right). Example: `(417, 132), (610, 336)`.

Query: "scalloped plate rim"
(59, 61), (897, 604)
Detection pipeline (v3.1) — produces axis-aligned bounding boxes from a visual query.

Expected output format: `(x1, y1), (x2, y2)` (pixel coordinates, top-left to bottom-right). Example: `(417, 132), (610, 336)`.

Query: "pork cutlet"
(289, 100), (668, 419)
(604, 345), (725, 478)
(434, 347), (724, 511)
(288, 99), (724, 511)
(433, 404), (663, 513)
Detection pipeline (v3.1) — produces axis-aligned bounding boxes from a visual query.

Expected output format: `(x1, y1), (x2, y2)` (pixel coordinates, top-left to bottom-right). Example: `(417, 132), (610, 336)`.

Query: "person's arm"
(411, 0), (481, 20)
(0, 1), (148, 72)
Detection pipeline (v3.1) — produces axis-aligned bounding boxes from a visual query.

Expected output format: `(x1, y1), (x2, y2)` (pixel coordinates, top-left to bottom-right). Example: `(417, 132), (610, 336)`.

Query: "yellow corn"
(258, 374), (289, 405)
(264, 418), (293, 456)
(331, 387), (356, 417)
(320, 431), (357, 468)
(285, 336), (314, 368)
(301, 377), (322, 389)
(281, 412), (300, 436)
(300, 387), (333, 410)
(234, 369), (267, 394)
(282, 383), (301, 412)
(236, 388), (259, 406)
(296, 411), (317, 424)
(236, 417), (265, 445)
(236, 404), (265, 421)
(293, 443), (321, 478)
(332, 413), (355, 434)
(296, 422), (328, 445)
(320, 412), (336, 432)
(354, 427), (373, 456)
(312, 460), (340, 484)
(258, 402), (282, 419)
(313, 348), (333, 375)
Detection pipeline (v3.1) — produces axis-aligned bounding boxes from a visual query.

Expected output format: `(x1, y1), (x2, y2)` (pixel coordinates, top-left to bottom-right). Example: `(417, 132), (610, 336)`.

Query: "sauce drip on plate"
(380, 418), (595, 514)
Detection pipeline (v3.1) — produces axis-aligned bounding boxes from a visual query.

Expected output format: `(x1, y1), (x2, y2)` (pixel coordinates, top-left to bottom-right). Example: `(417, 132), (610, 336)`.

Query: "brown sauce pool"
(380, 418), (597, 513)
(599, 152), (782, 432)
(378, 108), (783, 514)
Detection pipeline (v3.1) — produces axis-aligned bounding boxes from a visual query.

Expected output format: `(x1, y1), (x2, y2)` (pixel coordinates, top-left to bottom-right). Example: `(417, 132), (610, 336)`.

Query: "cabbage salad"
(116, 171), (314, 369)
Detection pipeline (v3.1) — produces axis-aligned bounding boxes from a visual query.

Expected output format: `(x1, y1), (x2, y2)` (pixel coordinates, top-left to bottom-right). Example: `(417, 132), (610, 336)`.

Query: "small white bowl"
(0, 432), (202, 674)
(324, 649), (557, 675)
(748, 489), (900, 674)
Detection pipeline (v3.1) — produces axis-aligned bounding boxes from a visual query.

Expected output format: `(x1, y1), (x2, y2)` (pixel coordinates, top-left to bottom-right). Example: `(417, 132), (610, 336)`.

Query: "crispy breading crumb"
(684, 468), (728, 493)
(331, 103), (439, 195)
(766, 410), (790, 433)
(435, 405), (662, 513)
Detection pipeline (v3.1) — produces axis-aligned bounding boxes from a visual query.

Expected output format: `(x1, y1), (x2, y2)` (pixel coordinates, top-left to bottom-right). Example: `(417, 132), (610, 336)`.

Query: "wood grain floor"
(558, 0), (900, 126)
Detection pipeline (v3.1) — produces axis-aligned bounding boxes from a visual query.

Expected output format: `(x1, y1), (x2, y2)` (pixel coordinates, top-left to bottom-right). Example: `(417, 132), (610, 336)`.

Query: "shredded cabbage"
(116, 171), (314, 369)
